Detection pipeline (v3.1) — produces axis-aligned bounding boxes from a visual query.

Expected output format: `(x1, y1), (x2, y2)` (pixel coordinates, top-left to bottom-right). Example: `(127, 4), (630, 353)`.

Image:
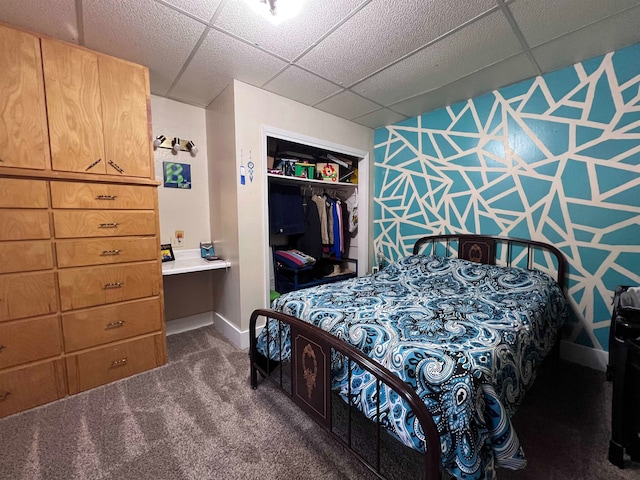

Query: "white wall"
(208, 80), (375, 346)
(150, 95), (211, 250)
(150, 95), (215, 325)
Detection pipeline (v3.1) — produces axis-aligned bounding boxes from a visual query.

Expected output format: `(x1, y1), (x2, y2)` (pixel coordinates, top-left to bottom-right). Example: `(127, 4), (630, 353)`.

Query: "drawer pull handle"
(0, 345), (5, 353)
(99, 223), (119, 229)
(104, 282), (123, 289)
(111, 358), (128, 368)
(96, 195), (118, 201)
(106, 320), (125, 329)
(0, 390), (10, 402)
(101, 250), (121, 256)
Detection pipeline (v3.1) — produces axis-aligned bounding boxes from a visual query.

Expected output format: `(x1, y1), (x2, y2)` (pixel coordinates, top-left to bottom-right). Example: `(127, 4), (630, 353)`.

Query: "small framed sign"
(163, 161), (192, 189)
(160, 243), (175, 262)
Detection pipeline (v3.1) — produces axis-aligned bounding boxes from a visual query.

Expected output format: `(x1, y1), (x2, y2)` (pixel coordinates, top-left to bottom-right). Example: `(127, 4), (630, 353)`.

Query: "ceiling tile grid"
(0, 0), (77, 42)
(262, 66), (343, 106)
(168, 26), (288, 106)
(296, 0), (498, 87)
(83, 0), (208, 95)
(352, 10), (523, 107)
(1, 0), (640, 128)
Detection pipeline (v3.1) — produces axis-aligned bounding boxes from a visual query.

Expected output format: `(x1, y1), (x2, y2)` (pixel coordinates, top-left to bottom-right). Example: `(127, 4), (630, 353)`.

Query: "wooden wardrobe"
(0, 22), (166, 418)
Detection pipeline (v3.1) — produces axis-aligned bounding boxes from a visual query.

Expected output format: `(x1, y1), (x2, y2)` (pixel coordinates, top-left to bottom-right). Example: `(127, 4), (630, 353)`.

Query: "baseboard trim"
(165, 312), (214, 336)
(213, 311), (250, 349)
(560, 340), (609, 372)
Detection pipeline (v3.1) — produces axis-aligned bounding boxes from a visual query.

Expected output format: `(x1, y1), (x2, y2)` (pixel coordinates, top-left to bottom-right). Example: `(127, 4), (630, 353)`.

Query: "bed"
(249, 234), (568, 480)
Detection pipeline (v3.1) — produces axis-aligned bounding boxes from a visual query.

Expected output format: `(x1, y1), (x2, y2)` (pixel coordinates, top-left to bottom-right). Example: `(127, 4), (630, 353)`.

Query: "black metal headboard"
(413, 234), (566, 286)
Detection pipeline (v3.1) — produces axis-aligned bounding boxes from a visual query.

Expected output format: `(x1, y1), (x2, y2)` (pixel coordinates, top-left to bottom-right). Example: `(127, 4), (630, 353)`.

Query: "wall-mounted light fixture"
(171, 137), (181, 154)
(153, 135), (166, 148)
(153, 135), (198, 157)
(186, 141), (198, 155)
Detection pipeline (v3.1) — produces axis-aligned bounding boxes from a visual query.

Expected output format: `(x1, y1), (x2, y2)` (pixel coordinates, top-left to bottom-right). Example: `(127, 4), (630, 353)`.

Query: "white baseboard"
(213, 311), (250, 350)
(165, 312), (214, 336)
(560, 340), (609, 372)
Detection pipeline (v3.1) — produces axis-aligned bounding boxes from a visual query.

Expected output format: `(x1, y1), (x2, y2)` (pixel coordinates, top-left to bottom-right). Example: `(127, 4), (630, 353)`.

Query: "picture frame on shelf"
(160, 243), (175, 262)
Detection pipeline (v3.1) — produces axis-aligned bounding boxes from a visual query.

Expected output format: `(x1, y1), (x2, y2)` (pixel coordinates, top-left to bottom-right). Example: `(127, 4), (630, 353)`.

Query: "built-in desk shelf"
(162, 249), (230, 276)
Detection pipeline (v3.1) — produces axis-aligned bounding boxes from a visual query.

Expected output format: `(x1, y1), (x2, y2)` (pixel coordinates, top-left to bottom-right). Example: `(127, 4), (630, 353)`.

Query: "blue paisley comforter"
(257, 254), (567, 480)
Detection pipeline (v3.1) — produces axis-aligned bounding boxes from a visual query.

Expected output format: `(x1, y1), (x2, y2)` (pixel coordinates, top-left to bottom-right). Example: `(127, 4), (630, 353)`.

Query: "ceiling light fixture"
(247, 0), (303, 25)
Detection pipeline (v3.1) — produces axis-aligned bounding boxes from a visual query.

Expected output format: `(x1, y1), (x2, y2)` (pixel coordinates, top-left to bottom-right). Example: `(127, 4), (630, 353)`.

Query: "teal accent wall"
(374, 43), (640, 353)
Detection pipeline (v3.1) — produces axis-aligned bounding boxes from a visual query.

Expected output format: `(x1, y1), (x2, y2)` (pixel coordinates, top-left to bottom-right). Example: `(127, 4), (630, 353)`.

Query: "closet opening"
(261, 129), (369, 302)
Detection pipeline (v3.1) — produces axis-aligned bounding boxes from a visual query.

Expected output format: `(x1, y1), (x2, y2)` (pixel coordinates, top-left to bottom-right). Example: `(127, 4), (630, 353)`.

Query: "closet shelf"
(267, 173), (356, 188)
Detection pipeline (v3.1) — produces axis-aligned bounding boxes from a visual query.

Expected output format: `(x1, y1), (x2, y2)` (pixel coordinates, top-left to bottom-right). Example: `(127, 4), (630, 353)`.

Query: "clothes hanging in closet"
(295, 195), (322, 266)
(269, 183), (305, 235)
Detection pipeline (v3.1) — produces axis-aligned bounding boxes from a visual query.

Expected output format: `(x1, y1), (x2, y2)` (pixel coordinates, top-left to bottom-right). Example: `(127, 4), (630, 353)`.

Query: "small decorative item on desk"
(200, 241), (216, 259)
(160, 243), (175, 262)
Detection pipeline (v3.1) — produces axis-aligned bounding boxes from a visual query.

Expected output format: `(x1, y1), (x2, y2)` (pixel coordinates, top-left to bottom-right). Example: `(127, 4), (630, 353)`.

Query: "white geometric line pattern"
(374, 43), (640, 352)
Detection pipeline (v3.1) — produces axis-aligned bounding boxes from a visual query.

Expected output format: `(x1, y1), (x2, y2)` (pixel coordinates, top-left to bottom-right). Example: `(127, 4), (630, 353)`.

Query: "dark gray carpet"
(0, 325), (638, 480)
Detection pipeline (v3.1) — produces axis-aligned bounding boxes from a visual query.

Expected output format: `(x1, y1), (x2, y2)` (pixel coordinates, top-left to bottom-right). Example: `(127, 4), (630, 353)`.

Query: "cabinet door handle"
(101, 250), (121, 256)
(0, 390), (10, 402)
(110, 358), (128, 368)
(86, 158), (102, 171)
(106, 320), (125, 329)
(103, 282), (123, 289)
(108, 160), (125, 174)
(96, 195), (118, 201)
(99, 223), (119, 229)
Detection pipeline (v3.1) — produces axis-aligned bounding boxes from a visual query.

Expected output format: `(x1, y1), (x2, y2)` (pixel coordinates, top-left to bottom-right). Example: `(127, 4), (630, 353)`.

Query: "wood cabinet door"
(41, 39), (106, 174)
(99, 55), (151, 178)
(0, 25), (49, 170)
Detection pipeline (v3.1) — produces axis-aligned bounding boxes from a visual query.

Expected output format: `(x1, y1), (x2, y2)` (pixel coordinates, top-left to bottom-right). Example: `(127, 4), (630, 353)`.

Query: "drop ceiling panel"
(83, 0), (207, 96)
(389, 53), (538, 118)
(214, 0), (364, 60)
(352, 108), (408, 129)
(0, 0), (77, 42)
(354, 11), (522, 107)
(314, 91), (380, 120)
(169, 28), (287, 106)
(531, 5), (640, 74)
(159, 0), (224, 22)
(297, 0), (497, 86)
(509, 0), (640, 47)
(263, 66), (342, 106)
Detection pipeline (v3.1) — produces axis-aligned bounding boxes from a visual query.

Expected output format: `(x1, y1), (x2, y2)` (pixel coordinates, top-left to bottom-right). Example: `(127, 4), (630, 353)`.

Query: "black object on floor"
(608, 285), (640, 468)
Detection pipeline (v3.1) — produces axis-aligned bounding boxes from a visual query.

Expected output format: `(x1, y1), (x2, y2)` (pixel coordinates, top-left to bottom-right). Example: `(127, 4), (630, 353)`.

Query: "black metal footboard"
(249, 308), (441, 480)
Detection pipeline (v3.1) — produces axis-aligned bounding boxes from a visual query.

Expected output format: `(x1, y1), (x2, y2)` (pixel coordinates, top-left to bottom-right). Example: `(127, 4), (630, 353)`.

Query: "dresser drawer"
(51, 182), (156, 210)
(58, 261), (160, 311)
(0, 240), (53, 274)
(0, 178), (48, 208)
(53, 210), (156, 238)
(66, 334), (165, 394)
(0, 315), (61, 369)
(0, 272), (57, 322)
(0, 359), (66, 418)
(62, 298), (162, 351)
(56, 237), (158, 267)
(0, 210), (51, 240)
